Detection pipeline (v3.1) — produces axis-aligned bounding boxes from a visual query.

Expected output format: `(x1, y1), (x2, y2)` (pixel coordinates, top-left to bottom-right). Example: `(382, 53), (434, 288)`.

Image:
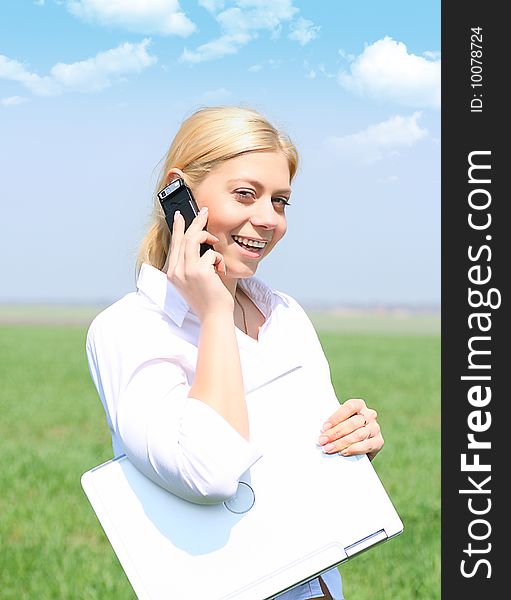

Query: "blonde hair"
(136, 106), (299, 273)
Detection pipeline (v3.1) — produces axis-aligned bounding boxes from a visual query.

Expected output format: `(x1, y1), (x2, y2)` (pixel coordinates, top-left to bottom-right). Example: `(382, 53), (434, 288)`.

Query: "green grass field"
(0, 310), (440, 599)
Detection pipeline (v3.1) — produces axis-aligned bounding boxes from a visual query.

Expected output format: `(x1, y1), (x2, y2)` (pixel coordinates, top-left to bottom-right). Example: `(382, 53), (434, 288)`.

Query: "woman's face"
(190, 151), (291, 279)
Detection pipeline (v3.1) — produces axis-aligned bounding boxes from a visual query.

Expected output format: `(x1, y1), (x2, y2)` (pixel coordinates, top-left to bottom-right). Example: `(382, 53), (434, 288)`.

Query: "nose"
(249, 197), (279, 230)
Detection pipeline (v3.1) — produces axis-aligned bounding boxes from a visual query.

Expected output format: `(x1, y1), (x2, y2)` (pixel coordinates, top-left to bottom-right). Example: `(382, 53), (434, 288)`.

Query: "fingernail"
(322, 443), (336, 453)
(199, 206), (208, 215)
(174, 210), (180, 221)
(318, 435), (329, 445)
(321, 422), (332, 432)
(340, 449), (350, 456)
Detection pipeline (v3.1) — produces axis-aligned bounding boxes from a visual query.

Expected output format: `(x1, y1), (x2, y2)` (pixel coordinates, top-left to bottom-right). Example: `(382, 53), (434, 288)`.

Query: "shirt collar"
(136, 263), (290, 327)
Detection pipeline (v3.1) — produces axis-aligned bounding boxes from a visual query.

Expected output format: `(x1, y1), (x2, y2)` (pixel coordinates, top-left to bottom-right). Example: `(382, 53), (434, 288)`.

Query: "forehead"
(211, 152), (291, 191)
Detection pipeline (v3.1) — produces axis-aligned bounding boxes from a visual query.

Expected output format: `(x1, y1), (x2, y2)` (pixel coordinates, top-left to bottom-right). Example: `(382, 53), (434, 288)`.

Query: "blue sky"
(0, 1), (440, 307)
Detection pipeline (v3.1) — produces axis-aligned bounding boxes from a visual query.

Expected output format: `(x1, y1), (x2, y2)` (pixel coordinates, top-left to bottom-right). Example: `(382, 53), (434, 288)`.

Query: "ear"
(165, 167), (186, 185)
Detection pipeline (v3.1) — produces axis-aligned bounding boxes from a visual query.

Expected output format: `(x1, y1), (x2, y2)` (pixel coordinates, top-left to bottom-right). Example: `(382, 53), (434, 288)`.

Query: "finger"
(321, 398), (367, 432)
(182, 206), (219, 263)
(367, 434), (384, 461)
(320, 421), (373, 454)
(167, 210), (186, 273)
(318, 413), (366, 446)
(339, 422), (381, 456)
(360, 407), (378, 423)
(184, 229), (220, 264)
(341, 432), (384, 460)
(175, 206), (210, 268)
(199, 248), (227, 276)
(184, 205), (211, 235)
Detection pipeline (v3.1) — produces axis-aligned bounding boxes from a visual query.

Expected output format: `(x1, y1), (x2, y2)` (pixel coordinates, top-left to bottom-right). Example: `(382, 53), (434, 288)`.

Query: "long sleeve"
(86, 307), (262, 505)
(115, 358), (262, 504)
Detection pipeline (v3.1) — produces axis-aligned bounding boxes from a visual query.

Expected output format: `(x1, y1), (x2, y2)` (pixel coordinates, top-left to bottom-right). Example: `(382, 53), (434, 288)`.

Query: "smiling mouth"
(231, 235), (269, 250)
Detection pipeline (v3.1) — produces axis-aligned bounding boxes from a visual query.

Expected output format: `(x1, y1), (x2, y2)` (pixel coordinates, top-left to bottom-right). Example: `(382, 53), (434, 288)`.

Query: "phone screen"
(158, 179), (213, 256)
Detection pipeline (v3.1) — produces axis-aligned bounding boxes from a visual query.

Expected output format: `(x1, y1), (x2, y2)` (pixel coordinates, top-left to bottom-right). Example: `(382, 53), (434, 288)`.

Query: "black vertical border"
(442, 2), (506, 598)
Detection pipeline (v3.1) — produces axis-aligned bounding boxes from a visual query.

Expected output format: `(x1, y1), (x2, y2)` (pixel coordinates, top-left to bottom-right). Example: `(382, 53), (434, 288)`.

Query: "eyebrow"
(226, 178), (292, 195)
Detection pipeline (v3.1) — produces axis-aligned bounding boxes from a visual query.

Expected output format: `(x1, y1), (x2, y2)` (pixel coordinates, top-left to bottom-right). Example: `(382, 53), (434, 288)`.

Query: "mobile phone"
(158, 178), (213, 256)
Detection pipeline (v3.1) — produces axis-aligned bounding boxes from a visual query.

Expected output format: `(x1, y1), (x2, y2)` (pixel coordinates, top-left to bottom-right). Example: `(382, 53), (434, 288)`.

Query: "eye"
(233, 189), (256, 201)
(272, 197), (291, 209)
(233, 189), (291, 210)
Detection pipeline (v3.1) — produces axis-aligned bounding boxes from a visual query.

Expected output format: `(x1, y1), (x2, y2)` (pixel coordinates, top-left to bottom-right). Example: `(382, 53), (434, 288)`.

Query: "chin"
(227, 262), (259, 279)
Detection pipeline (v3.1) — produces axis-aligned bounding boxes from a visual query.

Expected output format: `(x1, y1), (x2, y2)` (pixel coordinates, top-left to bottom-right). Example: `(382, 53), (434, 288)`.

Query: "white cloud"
(230, 0), (298, 30)
(324, 112), (428, 164)
(248, 58), (281, 72)
(1, 95), (29, 106)
(288, 17), (320, 46)
(0, 40), (157, 96)
(66, 0), (196, 36)
(198, 0), (226, 12)
(423, 50), (441, 60)
(338, 48), (355, 62)
(180, 0), (304, 63)
(180, 32), (254, 63)
(0, 54), (59, 96)
(50, 39), (157, 92)
(338, 37), (440, 109)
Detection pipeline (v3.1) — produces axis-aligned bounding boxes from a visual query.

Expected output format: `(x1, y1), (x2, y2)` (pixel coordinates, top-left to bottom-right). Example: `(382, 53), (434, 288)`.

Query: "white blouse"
(86, 263), (344, 600)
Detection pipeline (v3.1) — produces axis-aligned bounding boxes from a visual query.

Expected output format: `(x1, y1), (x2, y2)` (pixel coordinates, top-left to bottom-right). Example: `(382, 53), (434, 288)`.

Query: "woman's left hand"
(317, 398), (384, 461)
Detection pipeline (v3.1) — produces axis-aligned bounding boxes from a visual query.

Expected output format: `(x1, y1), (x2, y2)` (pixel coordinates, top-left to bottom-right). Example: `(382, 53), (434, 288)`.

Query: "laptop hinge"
(344, 529), (388, 557)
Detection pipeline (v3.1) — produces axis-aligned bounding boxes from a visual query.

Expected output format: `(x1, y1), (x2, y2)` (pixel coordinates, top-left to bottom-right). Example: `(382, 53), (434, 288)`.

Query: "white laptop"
(82, 437), (403, 599)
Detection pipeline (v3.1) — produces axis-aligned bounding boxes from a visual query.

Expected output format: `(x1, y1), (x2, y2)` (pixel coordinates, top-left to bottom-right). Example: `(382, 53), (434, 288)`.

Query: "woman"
(86, 106), (384, 599)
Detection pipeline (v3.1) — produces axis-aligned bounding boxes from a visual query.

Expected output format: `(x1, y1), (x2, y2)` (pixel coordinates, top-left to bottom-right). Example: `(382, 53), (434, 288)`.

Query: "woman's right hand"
(166, 206), (234, 321)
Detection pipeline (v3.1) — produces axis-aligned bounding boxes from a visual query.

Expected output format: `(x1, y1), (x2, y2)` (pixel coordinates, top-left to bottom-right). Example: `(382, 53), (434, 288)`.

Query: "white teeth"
(233, 235), (267, 249)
